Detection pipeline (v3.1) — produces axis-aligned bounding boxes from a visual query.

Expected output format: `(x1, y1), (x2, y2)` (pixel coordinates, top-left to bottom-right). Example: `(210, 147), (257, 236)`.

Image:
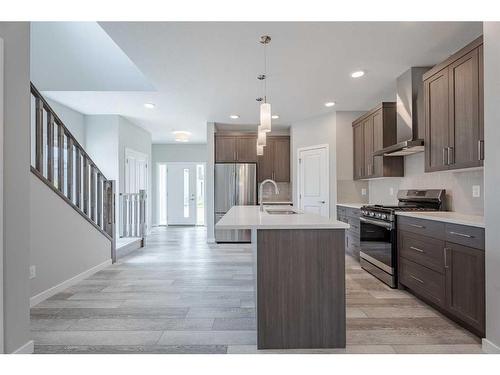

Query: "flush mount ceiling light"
(172, 131), (191, 143)
(144, 103), (156, 109)
(272, 115), (280, 119)
(324, 101), (336, 108)
(229, 114), (240, 119)
(351, 70), (365, 78)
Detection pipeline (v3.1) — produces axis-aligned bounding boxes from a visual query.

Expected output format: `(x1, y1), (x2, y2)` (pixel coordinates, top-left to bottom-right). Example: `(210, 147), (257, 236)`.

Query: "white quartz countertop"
(260, 200), (293, 205)
(336, 203), (365, 209)
(216, 205), (350, 230)
(396, 211), (485, 228)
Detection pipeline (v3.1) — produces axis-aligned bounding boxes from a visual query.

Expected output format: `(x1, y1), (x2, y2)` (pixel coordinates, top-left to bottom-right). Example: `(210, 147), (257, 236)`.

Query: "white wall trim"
(296, 144), (330, 217)
(0, 37), (4, 354)
(30, 259), (111, 307)
(207, 237), (216, 244)
(482, 338), (500, 353)
(12, 340), (34, 354)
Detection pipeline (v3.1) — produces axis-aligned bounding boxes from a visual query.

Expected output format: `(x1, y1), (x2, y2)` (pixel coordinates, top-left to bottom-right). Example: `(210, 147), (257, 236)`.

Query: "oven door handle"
(359, 216), (393, 230)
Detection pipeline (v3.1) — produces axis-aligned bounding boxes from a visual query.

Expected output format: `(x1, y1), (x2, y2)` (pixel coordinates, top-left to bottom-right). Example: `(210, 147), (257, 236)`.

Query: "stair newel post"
(104, 180), (117, 263)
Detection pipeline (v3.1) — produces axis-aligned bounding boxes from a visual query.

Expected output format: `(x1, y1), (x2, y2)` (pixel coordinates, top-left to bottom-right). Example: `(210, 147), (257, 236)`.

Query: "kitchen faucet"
(259, 179), (280, 211)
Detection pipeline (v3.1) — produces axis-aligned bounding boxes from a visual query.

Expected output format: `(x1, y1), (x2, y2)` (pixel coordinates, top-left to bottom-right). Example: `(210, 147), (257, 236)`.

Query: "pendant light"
(257, 126), (267, 147)
(259, 35), (272, 133)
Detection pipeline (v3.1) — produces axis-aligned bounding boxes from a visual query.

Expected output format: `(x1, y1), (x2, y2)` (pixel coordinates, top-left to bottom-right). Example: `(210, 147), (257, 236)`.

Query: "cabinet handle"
(410, 274), (424, 284)
(447, 147), (454, 165)
(478, 140), (485, 161)
(409, 223), (425, 229)
(449, 231), (473, 238)
(444, 247), (449, 269)
(409, 246), (424, 253)
(443, 148), (448, 166)
(234, 151), (237, 161)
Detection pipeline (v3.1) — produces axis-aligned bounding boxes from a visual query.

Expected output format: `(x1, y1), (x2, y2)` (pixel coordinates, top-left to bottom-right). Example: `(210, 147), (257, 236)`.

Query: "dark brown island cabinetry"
(257, 136), (290, 183)
(397, 216), (485, 337)
(352, 102), (404, 180)
(423, 36), (484, 172)
(215, 134), (257, 163)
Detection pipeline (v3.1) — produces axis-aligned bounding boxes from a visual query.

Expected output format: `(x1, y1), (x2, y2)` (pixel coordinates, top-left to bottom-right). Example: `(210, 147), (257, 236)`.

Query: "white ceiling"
(34, 22), (482, 143)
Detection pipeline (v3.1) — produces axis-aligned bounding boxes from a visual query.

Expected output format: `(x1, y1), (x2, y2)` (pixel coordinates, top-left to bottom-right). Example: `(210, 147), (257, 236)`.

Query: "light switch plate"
(472, 185), (481, 198)
(361, 188), (367, 196)
(389, 187), (394, 196)
(29, 265), (36, 279)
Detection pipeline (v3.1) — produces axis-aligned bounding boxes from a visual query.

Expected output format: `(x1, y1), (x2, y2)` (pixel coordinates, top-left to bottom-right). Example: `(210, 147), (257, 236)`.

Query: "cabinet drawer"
(445, 223), (485, 250)
(398, 216), (445, 240)
(400, 258), (445, 307)
(399, 231), (445, 273)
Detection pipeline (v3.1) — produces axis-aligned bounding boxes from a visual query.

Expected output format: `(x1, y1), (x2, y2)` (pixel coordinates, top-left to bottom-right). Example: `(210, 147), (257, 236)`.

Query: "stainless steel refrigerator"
(215, 163), (257, 243)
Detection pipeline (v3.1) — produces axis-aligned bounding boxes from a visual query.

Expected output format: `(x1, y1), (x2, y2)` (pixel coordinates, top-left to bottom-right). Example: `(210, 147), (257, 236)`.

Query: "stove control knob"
(369, 212), (375, 217)
(381, 214), (387, 220)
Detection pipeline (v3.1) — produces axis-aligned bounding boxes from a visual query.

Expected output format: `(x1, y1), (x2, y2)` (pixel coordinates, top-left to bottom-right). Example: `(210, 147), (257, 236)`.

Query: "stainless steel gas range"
(359, 189), (446, 288)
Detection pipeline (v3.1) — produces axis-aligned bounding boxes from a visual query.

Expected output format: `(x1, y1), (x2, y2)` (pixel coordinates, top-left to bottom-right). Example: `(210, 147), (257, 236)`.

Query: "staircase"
(30, 83), (117, 261)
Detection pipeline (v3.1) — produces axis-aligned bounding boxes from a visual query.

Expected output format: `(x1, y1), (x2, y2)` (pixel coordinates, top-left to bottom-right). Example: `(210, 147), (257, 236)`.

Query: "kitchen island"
(216, 205), (350, 349)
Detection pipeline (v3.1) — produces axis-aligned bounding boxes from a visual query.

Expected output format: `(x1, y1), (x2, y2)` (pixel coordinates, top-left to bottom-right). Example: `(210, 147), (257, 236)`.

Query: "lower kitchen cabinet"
(337, 206), (361, 260)
(444, 242), (485, 335)
(397, 216), (485, 337)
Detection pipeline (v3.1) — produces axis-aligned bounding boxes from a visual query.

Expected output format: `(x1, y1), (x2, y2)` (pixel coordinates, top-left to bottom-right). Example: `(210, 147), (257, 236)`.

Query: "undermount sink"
(265, 209), (298, 215)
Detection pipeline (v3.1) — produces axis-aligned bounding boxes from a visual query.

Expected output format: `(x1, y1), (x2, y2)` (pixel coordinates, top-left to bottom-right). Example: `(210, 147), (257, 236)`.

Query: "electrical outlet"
(472, 185), (481, 198)
(29, 265), (36, 279)
(361, 188), (367, 196)
(389, 187), (394, 196)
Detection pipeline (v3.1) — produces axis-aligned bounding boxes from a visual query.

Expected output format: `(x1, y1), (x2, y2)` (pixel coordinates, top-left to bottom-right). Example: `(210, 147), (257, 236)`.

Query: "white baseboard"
(482, 338), (500, 353)
(30, 259), (112, 307)
(207, 237), (216, 244)
(12, 340), (34, 354)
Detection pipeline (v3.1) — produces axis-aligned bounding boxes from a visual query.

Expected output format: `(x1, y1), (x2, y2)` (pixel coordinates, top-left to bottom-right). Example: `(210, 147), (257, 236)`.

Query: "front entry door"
(167, 163), (197, 225)
(298, 145), (329, 217)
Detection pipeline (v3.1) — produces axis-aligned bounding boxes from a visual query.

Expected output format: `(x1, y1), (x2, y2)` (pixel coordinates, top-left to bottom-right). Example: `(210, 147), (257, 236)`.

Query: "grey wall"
(484, 22), (500, 353)
(0, 22), (31, 353)
(368, 153), (484, 215)
(151, 144), (207, 226)
(30, 175), (111, 298)
(46, 98), (86, 147)
(335, 111), (369, 204)
(291, 112), (337, 218)
(206, 122), (215, 242)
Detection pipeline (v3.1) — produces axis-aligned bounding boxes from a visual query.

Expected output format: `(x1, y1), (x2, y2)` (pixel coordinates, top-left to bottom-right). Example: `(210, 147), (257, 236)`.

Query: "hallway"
(30, 227), (481, 354)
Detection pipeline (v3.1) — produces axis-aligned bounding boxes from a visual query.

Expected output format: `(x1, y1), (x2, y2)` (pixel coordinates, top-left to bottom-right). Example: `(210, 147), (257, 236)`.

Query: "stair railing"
(30, 83), (117, 262)
(119, 190), (147, 245)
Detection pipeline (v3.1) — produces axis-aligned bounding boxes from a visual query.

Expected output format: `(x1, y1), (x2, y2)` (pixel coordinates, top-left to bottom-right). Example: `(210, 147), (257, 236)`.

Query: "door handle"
(449, 231), (473, 238)
(409, 246), (424, 253)
(318, 200), (326, 204)
(447, 147), (454, 165)
(444, 247), (449, 269)
(442, 147), (448, 166)
(410, 274), (424, 284)
(409, 223), (425, 229)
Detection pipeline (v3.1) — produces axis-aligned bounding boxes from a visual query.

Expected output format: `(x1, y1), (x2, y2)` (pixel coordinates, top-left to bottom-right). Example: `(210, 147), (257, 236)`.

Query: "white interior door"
(167, 163), (197, 225)
(125, 149), (148, 194)
(298, 145), (329, 217)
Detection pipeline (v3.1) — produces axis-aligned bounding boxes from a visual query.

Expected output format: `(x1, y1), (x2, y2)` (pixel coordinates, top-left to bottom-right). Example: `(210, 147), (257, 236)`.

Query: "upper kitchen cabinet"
(424, 36), (484, 172)
(215, 134), (258, 163)
(352, 102), (404, 180)
(257, 136), (290, 183)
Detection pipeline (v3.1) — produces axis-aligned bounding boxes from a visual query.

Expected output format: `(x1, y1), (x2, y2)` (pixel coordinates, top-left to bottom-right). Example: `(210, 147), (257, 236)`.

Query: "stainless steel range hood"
(374, 67), (430, 157)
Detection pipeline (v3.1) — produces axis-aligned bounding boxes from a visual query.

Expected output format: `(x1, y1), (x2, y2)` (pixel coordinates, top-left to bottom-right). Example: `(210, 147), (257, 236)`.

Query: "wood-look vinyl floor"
(31, 226), (483, 354)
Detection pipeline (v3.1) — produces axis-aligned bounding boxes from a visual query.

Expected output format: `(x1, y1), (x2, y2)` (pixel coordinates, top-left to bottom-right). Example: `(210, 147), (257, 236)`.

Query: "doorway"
(158, 162), (205, 226)
(297, 144), (329, 217)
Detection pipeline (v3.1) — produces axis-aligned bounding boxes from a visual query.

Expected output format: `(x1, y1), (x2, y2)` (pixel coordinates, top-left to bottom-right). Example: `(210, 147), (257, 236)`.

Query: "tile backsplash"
(337, 180), (369, 204)
(368, 153), (484, 215)
(259, 182), (292, 202)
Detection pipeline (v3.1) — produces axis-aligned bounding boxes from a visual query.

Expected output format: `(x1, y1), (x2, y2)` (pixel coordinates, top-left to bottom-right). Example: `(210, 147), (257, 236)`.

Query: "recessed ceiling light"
(144, 103), (155, 109)
(229, 115), (240, 119)
(324, 102), (336, 108)
(271, 115), (280, 119)
(351, 70), (365, 78)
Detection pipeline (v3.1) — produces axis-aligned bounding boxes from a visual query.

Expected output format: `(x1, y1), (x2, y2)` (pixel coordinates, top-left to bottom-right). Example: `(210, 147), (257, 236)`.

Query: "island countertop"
(215, 205), (350, 230)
